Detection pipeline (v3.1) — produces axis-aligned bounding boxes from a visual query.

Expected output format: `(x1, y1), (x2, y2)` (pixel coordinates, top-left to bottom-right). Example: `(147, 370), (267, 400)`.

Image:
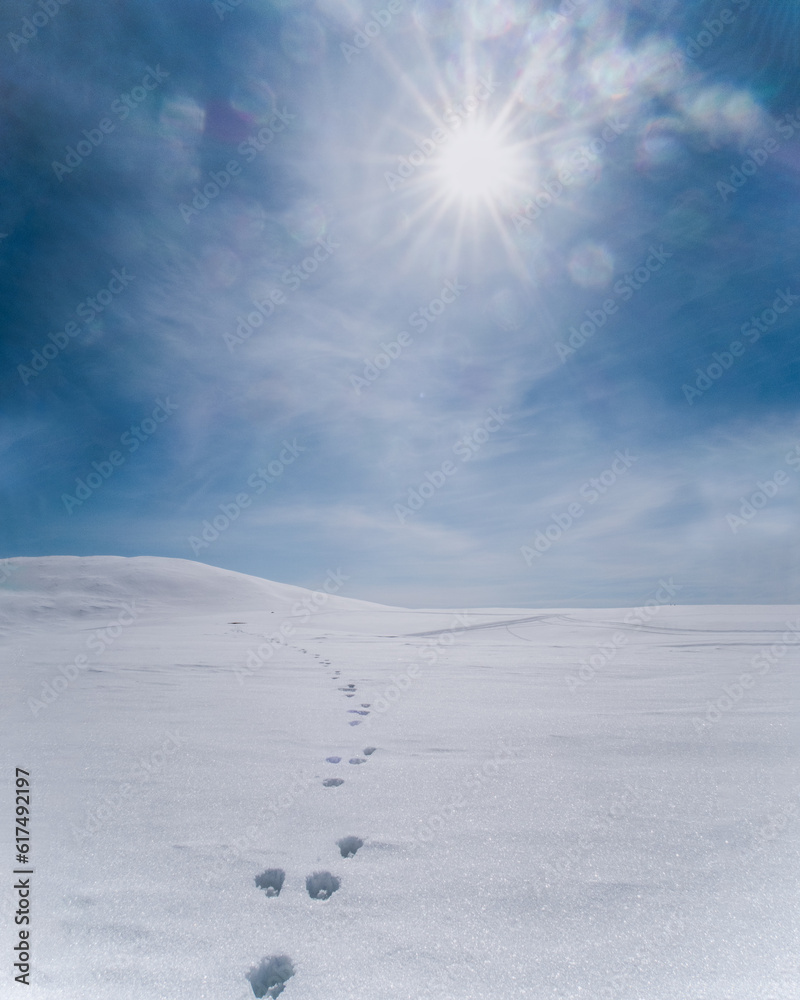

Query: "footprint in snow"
(349, 757), (366, 765)
(306, 871), (340, 899)
(337, 836), (363, 858)
(338, 684), (356, 691)
(247, 955), (295, 998)
(322, 778), (344, 787)
(348, 709), (369, 716)
(325, 756), (342, 763)
(349, 720), (362, 726)
(254, 868), (285, 897)
(345, 694), (355, 698)
(361, 703), (370, 707)
(363, 747), (377, 755)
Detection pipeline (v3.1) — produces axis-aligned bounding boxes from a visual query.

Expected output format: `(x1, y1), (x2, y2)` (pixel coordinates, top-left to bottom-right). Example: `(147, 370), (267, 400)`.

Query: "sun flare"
(434, 123), (523, 207)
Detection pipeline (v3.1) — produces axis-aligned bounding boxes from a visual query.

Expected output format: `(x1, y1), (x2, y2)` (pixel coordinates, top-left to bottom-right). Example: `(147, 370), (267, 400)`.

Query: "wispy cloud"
(2, 0), (798, 605)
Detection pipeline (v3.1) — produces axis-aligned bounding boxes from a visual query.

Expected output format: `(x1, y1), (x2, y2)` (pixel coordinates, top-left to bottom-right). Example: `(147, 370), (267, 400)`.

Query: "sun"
(382, 97), (534, 276)
(433, 122), (524, 208)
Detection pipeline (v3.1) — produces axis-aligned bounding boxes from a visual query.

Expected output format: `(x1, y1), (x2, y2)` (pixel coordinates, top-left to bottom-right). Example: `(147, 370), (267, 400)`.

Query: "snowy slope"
(2, 556), (799, 999)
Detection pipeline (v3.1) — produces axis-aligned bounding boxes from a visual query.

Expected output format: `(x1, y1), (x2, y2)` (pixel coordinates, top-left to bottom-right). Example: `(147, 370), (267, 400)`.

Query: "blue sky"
(2, 0), (799, 607)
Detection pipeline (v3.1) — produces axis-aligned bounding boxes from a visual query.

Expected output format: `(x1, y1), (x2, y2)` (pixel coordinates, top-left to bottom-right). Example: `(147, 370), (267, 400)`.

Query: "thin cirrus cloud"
(0, 0), (798, 606)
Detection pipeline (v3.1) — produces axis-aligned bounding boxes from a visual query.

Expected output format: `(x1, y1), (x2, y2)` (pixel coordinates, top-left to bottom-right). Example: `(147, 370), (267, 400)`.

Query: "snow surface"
(2, 555), (799, 999)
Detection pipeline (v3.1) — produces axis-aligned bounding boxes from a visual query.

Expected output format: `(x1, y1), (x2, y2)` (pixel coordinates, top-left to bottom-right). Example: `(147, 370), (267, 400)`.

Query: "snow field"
(1, 557), (798, 998)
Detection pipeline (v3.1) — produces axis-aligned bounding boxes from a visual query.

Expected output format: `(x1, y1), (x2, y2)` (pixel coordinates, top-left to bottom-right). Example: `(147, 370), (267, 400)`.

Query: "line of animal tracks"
(245, 645), (378, 997)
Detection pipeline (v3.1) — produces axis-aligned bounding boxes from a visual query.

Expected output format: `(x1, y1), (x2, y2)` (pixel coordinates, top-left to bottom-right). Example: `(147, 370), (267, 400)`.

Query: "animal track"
(254, 869), (285, 897)
(337, 836), (363, 858)
(322, 778), (344, 787)
(349, 720), (362, 726)
(345, 693), (355, 698)
(246, 955), (295, 998)
(363, 747), (377, 755)
(361, 703), (370, 707)
(348, 709), (369, 715)
(349, 757), (366, 765)
(338, 685), (355, 691)
(325, 756), (342, 763)
(306, 871), (340, 899)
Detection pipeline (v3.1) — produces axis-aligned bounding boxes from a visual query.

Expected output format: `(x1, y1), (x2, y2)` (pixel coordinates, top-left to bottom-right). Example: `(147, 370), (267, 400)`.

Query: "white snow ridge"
(2, 555), (799, 999)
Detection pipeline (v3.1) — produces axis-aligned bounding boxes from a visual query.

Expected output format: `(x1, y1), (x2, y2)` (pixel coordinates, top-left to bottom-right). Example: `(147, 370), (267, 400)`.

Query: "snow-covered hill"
(0, 555), (386, 627)
(2, 557), (798, 999)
